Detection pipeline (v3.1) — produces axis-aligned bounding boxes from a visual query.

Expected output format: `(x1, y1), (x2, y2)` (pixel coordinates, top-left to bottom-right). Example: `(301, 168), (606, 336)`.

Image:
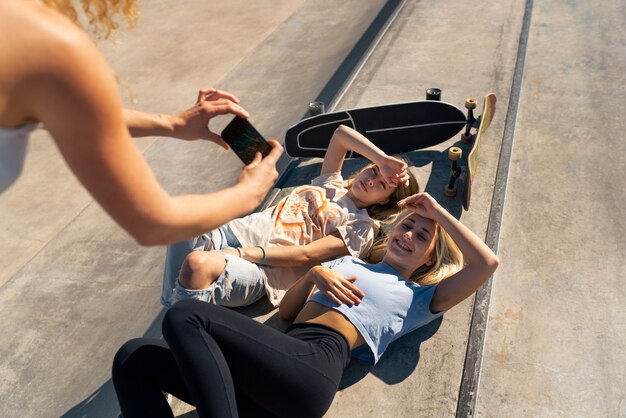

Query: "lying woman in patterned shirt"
(161, 124), (419, 308)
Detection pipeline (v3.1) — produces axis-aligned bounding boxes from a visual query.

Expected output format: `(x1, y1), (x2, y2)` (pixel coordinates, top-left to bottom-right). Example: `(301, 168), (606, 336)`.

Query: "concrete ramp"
(0, 0), (623, 417)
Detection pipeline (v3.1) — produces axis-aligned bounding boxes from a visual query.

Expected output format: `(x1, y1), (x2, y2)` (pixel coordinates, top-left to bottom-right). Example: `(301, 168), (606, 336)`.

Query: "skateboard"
(284, 100), (467, 158)
(444, 93), (497, 210)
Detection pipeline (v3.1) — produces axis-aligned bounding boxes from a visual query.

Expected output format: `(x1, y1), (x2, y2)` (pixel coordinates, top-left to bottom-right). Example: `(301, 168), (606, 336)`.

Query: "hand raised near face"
(236, 140), (284, 204)
(398, 192), (445, 220)
(378, 155), (410, 188)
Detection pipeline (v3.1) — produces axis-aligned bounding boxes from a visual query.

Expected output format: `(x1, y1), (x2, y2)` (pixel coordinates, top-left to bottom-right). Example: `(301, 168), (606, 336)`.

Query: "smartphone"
(220, 116), (272, 165)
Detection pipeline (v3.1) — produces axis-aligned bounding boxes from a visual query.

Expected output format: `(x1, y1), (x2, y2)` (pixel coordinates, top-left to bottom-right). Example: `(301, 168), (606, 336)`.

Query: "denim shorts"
(170, 252), (267, 308)
(161, 225), (242, 307)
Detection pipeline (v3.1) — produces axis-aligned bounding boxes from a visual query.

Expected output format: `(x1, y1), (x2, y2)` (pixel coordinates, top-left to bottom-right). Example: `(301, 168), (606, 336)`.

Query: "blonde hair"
(42, 0), (137, 38)
(348, 158), (420, 225)
(367, 218), (464, 286)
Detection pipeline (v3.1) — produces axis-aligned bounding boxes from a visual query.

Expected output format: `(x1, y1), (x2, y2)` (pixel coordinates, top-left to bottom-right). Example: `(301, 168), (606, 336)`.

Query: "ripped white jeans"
(161, 224), (261, 307)
(170, 252), (267, 307)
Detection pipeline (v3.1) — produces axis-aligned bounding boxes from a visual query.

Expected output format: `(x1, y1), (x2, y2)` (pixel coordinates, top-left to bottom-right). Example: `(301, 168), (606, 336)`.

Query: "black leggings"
(112, 299), (350, 418)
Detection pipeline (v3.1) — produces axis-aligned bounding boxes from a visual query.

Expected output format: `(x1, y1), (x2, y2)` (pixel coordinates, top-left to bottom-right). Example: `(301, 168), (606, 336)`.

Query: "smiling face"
(382, 214), (438, 279)
(346, 165), (396, 209)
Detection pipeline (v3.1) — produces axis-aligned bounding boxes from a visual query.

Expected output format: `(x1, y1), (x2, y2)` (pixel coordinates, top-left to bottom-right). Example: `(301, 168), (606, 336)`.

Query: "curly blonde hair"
(42, 0), (137, 38)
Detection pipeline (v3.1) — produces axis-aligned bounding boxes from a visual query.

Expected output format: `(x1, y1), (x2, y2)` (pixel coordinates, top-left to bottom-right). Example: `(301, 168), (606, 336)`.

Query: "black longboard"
(285, 101), (466, 158)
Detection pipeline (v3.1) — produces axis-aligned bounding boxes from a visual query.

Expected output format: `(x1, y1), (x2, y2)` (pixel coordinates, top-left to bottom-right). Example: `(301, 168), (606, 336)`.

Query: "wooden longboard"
(463, 93), (497, 210)
(285, 101), (466, 158)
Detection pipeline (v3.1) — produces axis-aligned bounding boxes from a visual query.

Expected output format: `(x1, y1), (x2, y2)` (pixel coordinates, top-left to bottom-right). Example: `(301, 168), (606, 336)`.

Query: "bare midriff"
(294, 301), (366, 349)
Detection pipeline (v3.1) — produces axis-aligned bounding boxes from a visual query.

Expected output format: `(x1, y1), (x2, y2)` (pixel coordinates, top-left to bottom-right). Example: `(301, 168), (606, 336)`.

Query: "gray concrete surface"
(0, 0), (623, 417)
(476, 1), (626, 417)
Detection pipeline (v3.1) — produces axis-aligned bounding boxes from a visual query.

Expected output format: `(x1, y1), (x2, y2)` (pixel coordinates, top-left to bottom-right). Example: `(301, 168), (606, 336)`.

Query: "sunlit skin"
(345, 165), (395, 209)
(382, 214), (437, 278)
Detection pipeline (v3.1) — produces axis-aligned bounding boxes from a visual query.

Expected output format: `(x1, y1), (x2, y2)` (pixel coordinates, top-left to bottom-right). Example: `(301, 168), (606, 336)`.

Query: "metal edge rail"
(455, 0), (535, 416)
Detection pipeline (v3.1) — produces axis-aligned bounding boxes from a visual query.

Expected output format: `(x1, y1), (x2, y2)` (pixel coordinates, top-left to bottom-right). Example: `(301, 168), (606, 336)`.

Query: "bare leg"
(172, 252), (266, 307)
(178, 251), (227, 290)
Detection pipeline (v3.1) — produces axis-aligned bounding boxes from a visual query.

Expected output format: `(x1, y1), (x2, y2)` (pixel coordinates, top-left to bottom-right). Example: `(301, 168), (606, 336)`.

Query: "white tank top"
(0, 123), (37, 193)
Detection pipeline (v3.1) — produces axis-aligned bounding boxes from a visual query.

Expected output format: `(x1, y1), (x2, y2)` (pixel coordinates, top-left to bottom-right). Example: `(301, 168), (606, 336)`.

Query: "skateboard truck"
(446, 98), (477, 198)
(444, 93), (496, 210)
(461, 98), (477, 143)
(444, 146), (463, 197)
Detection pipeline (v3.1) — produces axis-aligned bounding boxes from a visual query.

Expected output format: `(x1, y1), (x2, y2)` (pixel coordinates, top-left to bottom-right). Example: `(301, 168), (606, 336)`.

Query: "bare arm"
(398, 193), (500, 312)
(278, 268), (318, 321)
(20, 20), (282, 246)
(230, 233), (349, 268)
(320, 125), (409, 186)
(123, 88), (249, 149)
(123, 109), (177, 138)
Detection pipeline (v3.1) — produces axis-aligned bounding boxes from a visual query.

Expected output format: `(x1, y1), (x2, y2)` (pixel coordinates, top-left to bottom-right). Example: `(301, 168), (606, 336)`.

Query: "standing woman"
(0, 1), (282, 245)
(112, 193), (499, 417)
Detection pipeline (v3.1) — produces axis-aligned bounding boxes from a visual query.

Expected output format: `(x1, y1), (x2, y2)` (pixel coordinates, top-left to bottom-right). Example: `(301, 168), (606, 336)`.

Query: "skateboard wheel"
(448, 147), (462, 160)
(444, 185), (457, 197)
(461, 133), (473, 144)
(426, 88), (441, 101)
(309, 101), (325, 116)
(465, 99), (477, 110)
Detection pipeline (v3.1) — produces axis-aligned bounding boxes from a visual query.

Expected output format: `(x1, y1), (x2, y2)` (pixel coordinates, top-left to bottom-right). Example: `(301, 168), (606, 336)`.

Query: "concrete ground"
(0, 1), (623, 417)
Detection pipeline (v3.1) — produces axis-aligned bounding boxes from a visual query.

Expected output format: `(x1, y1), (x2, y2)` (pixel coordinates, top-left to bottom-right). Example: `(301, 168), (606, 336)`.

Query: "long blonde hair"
(42, 0), (137, 38)
(367, 218), (464, 286)
(348, 158), (420, 225)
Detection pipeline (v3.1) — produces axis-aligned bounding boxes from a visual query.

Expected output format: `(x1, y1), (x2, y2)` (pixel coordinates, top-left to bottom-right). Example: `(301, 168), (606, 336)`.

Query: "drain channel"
(455, 0), (535, 416)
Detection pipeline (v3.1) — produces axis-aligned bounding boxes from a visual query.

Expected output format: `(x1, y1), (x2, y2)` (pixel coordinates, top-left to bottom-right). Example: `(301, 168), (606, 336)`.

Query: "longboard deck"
(285, 101), (467, 158)
(463, 93), (497, 210)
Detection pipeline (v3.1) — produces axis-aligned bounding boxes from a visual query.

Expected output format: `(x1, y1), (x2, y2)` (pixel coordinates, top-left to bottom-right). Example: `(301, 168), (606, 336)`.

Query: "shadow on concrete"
(403, 149), (465, 220)
(61, 379), (119, 418)
(61, 309), (167, 418)
(339, 316), (443, 389)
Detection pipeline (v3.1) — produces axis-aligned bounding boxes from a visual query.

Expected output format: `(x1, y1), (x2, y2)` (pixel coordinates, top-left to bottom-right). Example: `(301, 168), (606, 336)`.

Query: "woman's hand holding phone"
(235, 140), (283, 207)
(221, 116), (273, 165)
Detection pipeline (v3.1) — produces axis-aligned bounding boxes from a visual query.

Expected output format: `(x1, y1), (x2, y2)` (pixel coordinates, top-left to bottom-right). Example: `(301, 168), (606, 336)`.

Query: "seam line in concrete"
(455, 1), (534, 417)
(0, 201), (92, 290)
